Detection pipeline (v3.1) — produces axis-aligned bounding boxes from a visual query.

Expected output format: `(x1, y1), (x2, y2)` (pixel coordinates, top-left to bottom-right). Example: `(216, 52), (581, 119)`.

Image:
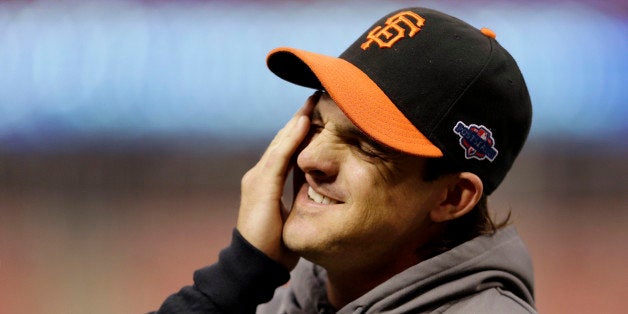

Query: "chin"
(283, 215), (327, 253)
(282, 215), (312, 249)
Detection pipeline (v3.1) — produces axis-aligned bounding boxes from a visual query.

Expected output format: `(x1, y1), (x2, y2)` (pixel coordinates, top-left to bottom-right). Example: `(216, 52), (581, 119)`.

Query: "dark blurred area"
(2, 139), (626, 314)
(0, 1), (626, 313)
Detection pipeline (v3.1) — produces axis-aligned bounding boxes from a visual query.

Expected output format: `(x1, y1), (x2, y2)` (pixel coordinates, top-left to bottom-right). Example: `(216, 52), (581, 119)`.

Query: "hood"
(270, 226), (534, 313)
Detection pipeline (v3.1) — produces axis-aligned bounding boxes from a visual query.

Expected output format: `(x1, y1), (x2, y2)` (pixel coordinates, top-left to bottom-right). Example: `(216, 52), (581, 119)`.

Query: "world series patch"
(453, 121), (498, 162)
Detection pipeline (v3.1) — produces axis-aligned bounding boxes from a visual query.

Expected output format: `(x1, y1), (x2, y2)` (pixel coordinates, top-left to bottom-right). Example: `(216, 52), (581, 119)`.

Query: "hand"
(236, 94), (317, 270)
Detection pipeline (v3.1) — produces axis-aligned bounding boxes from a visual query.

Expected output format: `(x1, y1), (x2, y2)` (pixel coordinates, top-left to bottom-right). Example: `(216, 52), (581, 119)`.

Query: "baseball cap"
(266, 7), (532, 195)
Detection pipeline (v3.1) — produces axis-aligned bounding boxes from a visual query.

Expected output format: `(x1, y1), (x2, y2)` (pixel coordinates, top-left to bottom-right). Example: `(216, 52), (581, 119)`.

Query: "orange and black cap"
(267, 7), (532, 195)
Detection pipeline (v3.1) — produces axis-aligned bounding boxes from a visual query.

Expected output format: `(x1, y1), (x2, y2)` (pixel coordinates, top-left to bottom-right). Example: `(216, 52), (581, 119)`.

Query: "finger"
(270, 91), (319, 144)
(268, 93), (316, 147)
(296, 91), (319, 118)
(258, 94), (318, 173)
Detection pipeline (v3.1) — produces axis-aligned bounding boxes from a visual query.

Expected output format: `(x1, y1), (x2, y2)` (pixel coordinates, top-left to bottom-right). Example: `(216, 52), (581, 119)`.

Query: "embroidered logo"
(453, 122), (498, 162)
(361, 11), (425, 50)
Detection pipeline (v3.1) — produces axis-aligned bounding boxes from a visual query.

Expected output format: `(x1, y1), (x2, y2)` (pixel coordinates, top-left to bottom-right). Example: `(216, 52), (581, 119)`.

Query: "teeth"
(308, 186), (338, 205)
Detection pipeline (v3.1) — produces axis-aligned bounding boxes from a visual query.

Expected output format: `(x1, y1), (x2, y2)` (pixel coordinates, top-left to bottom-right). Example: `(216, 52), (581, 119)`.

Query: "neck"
(323, 255), (421, 310)
(316, 226), (444, 309)
(325, 272), (382, 310)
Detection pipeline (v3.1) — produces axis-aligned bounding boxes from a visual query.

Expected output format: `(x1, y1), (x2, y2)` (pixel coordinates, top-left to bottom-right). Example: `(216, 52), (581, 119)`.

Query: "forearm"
(154, 229), (290, 314)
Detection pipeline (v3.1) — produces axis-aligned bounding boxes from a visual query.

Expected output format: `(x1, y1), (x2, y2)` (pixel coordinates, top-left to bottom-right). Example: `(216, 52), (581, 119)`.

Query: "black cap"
(267, 7), (532, 194)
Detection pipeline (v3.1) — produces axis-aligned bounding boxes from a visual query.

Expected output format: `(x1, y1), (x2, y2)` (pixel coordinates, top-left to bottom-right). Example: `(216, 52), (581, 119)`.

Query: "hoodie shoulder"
(441, 286), (537, 313)
(341, 226), (536, 313)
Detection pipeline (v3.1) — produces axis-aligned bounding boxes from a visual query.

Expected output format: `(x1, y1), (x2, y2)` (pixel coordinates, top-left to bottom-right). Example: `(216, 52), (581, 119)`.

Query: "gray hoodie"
(258, 226), (536, 313)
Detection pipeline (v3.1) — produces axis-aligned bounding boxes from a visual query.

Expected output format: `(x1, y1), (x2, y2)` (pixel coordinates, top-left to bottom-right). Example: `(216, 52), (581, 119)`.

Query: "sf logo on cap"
(361, 11), (425, 50)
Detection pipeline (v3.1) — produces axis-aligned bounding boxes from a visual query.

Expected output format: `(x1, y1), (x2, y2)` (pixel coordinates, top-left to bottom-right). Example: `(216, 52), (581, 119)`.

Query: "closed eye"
(357, 141), (382, 158)
(309, 123), (324, 135)
(344, 127), (400, 160)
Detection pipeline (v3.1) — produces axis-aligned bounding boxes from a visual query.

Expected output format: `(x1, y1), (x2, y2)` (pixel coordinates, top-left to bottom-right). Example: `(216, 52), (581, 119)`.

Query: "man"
(156, 7), (535, 313)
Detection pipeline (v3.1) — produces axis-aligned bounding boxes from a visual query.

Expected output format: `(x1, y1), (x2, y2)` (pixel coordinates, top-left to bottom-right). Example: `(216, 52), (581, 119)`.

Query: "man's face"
(284, 93), (447, 272)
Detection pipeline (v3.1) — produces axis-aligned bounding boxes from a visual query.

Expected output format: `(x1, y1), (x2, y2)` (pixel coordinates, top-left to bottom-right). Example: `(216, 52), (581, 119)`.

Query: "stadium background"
(1, 1), (626, 313)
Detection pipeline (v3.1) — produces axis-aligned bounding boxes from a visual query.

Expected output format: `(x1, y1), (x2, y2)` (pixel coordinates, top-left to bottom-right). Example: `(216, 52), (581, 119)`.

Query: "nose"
(296, 132), (339, 183)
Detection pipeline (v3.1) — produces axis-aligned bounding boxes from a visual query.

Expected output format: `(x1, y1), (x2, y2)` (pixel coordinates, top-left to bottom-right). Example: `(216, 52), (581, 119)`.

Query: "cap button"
(480, 27), (496, 39)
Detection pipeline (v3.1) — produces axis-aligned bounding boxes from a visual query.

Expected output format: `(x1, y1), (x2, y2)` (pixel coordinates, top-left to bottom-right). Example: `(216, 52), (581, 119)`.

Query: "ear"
(430, 172), (483, 223)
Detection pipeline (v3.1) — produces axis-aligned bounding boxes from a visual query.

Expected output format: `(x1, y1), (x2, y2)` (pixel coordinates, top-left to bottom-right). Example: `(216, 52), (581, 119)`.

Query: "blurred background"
(0, 0), (626, 313)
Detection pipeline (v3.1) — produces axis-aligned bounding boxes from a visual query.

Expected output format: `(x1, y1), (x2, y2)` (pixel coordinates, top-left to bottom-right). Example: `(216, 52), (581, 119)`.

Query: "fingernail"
(297, 115), (308, 126)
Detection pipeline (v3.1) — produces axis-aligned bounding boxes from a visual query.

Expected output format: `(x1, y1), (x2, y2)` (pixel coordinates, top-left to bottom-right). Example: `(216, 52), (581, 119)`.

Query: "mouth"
(307, 186), (340, 205)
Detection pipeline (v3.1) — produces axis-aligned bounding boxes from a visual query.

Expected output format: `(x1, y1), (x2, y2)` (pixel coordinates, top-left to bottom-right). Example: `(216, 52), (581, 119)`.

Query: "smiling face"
(284, 93), (449, 274)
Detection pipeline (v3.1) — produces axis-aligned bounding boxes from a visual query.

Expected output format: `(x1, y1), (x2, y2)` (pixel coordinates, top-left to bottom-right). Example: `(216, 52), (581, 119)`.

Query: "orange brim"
(267, 47), (443, 157)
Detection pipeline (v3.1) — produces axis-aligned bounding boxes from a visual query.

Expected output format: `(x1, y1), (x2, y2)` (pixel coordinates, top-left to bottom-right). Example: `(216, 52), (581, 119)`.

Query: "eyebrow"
(311, 106), (397, 156)
(311, 107), (323, 122)
(345, 125), (397, 155)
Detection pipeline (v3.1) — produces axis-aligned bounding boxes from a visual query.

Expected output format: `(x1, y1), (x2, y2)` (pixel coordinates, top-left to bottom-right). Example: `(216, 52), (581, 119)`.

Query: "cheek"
(345, 164), (415, 206)
(342, 166), (401, 222)
(340, 157), (435, 228)
(369, 178), (434, 227)
(339, 163), (386, 206)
